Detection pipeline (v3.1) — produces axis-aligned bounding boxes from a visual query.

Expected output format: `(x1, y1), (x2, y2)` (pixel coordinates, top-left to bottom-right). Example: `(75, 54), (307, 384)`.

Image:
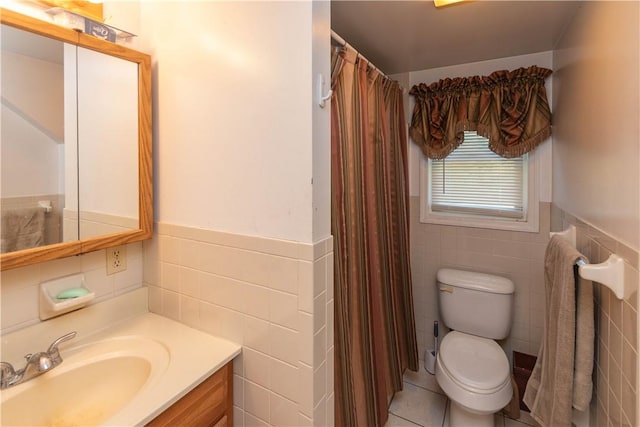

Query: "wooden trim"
(80, 229), (152, 253)
(226, 362), (234, 427)
(1, 229), (153, 270)
(1, 241), (83, 271)
(76, 31), (147, 63)
(0, 9), (153, 271)
(137, 47), (154, 239)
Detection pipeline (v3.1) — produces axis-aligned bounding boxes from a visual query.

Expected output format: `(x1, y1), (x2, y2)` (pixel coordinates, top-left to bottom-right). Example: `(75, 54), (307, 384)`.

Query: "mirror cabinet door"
(77, 46), (139, 240)
(0, 8), (152, 270)
(1, 24), (78, 253)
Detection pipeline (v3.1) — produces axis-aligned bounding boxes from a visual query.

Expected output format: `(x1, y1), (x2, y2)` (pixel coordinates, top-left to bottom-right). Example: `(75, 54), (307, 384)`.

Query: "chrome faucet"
(0, 331), (77, 390)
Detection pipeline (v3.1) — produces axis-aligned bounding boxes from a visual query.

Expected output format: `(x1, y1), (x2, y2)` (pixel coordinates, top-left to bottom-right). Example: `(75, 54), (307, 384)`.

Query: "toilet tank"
(437, 268), (515, 340)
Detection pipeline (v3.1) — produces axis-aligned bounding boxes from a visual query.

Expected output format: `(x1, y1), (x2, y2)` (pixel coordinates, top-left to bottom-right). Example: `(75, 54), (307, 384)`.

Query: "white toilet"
(435, 268), (515, 427)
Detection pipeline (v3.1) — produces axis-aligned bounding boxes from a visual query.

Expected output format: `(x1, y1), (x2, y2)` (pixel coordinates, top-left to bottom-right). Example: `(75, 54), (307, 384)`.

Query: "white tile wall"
(410, 197), (551, 362)
(553, 206), (639, 427)
(0, 242), (144, 335)
(144, 223), (334, 426)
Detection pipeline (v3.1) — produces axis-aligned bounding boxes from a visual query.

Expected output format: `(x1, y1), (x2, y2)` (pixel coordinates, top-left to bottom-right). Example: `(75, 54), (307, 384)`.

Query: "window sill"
(420, 209), (539, 233)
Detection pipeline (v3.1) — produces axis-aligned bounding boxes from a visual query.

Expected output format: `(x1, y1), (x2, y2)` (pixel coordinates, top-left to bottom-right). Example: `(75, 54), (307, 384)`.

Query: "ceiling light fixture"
(433, 0), (465, 7)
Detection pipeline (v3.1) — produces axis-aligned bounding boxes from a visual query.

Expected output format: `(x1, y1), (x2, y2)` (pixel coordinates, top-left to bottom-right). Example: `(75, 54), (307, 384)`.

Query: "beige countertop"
(94, 312), (240, 425)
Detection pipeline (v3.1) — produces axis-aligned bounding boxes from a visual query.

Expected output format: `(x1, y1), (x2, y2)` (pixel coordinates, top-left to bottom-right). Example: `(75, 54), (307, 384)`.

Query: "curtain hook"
(318, 74), (332, 108)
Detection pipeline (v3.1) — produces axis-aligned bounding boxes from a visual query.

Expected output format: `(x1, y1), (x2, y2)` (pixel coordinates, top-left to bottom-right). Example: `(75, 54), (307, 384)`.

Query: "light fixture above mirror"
(433, 0), (466, 8)
(36, 0), (103, 21)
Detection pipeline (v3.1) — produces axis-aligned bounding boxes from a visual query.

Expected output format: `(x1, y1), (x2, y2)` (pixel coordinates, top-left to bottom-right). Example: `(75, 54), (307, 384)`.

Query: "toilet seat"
(438, 331), (511, 393)
(435, 331), (512, 414)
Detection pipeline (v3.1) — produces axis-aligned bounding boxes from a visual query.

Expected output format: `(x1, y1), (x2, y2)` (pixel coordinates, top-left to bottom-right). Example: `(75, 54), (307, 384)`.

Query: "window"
(420, 131), (539, 232)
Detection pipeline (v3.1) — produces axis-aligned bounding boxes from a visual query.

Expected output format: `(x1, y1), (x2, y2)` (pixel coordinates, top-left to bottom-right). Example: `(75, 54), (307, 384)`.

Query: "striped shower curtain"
(331, 45), (419, 427)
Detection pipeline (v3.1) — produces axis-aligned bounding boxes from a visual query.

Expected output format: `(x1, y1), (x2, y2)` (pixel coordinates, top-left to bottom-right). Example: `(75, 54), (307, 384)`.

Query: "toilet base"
(449, 400), (496, 427)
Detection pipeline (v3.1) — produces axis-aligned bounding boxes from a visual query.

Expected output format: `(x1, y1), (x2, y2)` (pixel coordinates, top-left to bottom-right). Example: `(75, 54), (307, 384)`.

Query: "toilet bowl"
(434, 268), (515, 427)
(435, 331), (512, 427)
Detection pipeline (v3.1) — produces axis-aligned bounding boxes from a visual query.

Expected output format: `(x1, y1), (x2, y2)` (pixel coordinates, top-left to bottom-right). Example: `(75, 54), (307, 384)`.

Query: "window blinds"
(429, 132), (526, 219)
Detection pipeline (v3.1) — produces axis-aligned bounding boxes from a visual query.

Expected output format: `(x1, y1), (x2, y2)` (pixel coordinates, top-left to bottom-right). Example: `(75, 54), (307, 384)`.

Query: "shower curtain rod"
(331, 29), (403, 90)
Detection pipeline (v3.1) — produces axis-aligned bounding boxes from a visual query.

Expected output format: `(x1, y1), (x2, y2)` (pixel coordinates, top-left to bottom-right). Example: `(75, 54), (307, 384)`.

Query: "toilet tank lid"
(437, 268), (515, 294)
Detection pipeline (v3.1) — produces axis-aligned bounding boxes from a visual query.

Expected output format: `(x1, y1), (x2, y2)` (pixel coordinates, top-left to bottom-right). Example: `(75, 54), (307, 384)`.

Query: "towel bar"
(38, 200), (52, 213)
(550, 225), (631, 300)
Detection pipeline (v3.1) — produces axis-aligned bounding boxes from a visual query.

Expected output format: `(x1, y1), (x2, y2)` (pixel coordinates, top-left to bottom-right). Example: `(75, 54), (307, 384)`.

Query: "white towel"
(573, 273), (594, 410)
(1, 207), (45, 252)
(523, 235), (594, 427)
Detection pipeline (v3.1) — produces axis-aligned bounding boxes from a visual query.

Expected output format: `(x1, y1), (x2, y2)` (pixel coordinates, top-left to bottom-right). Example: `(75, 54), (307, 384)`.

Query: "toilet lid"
(438, 331), (510, 394)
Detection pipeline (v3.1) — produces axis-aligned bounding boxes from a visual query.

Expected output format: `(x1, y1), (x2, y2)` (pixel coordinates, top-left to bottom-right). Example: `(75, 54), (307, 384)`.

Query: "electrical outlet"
(106, 246), (127, 275)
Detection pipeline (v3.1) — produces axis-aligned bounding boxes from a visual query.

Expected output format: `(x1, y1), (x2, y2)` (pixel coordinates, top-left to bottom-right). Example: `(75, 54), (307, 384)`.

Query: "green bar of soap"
(56, 287), (90, 299)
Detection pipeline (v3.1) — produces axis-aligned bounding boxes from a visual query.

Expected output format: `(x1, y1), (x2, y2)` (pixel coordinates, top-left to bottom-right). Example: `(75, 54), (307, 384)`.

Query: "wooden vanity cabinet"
(147, 361), (233, 427)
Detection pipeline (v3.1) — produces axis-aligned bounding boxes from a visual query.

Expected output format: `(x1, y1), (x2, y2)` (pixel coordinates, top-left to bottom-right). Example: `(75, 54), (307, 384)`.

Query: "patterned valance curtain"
(409, 66), (553, 159)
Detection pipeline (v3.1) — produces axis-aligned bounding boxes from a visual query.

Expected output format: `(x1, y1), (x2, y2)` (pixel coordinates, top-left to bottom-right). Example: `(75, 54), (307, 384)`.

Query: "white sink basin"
(1, 336), (169, 426)
(0, 294), (241, 427)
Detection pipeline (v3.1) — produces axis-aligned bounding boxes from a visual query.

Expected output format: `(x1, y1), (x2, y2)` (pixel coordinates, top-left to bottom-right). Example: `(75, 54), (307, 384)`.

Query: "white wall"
(1, 105), (62, 197)
(552, 1), (639, 251)
(1, 49), (64, 142)
(312, 0), (332, 241)
(77, 47), (139, 221)
(103, 1), (141, 51)
(553, 3), (639, 425)
(407, 51), (554, 203)
(138, 1), (324, 244)
(1, 50), (64, 197)
(134, 2), (332, 426)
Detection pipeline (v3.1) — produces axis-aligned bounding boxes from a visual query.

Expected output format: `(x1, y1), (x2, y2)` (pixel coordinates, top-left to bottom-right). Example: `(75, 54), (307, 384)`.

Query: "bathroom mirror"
(0, 8), (152, 270)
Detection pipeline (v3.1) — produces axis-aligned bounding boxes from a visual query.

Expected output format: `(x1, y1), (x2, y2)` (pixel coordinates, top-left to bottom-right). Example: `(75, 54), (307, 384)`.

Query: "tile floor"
(385, 360), (538, 427)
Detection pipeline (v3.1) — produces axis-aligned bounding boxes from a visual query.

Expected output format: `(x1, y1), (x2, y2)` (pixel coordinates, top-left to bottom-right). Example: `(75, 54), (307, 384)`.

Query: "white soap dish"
(39, 273), (95, 320)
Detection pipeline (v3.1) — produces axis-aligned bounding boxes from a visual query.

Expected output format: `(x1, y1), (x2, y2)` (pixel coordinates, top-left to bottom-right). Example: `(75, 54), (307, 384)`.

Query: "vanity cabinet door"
(213, 415), (228, 427)
(147, 361), (233, 427)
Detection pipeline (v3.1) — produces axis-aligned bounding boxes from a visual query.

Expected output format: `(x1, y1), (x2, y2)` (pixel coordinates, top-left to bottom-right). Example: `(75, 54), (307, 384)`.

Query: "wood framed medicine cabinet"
(1, 8), (152, 271)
